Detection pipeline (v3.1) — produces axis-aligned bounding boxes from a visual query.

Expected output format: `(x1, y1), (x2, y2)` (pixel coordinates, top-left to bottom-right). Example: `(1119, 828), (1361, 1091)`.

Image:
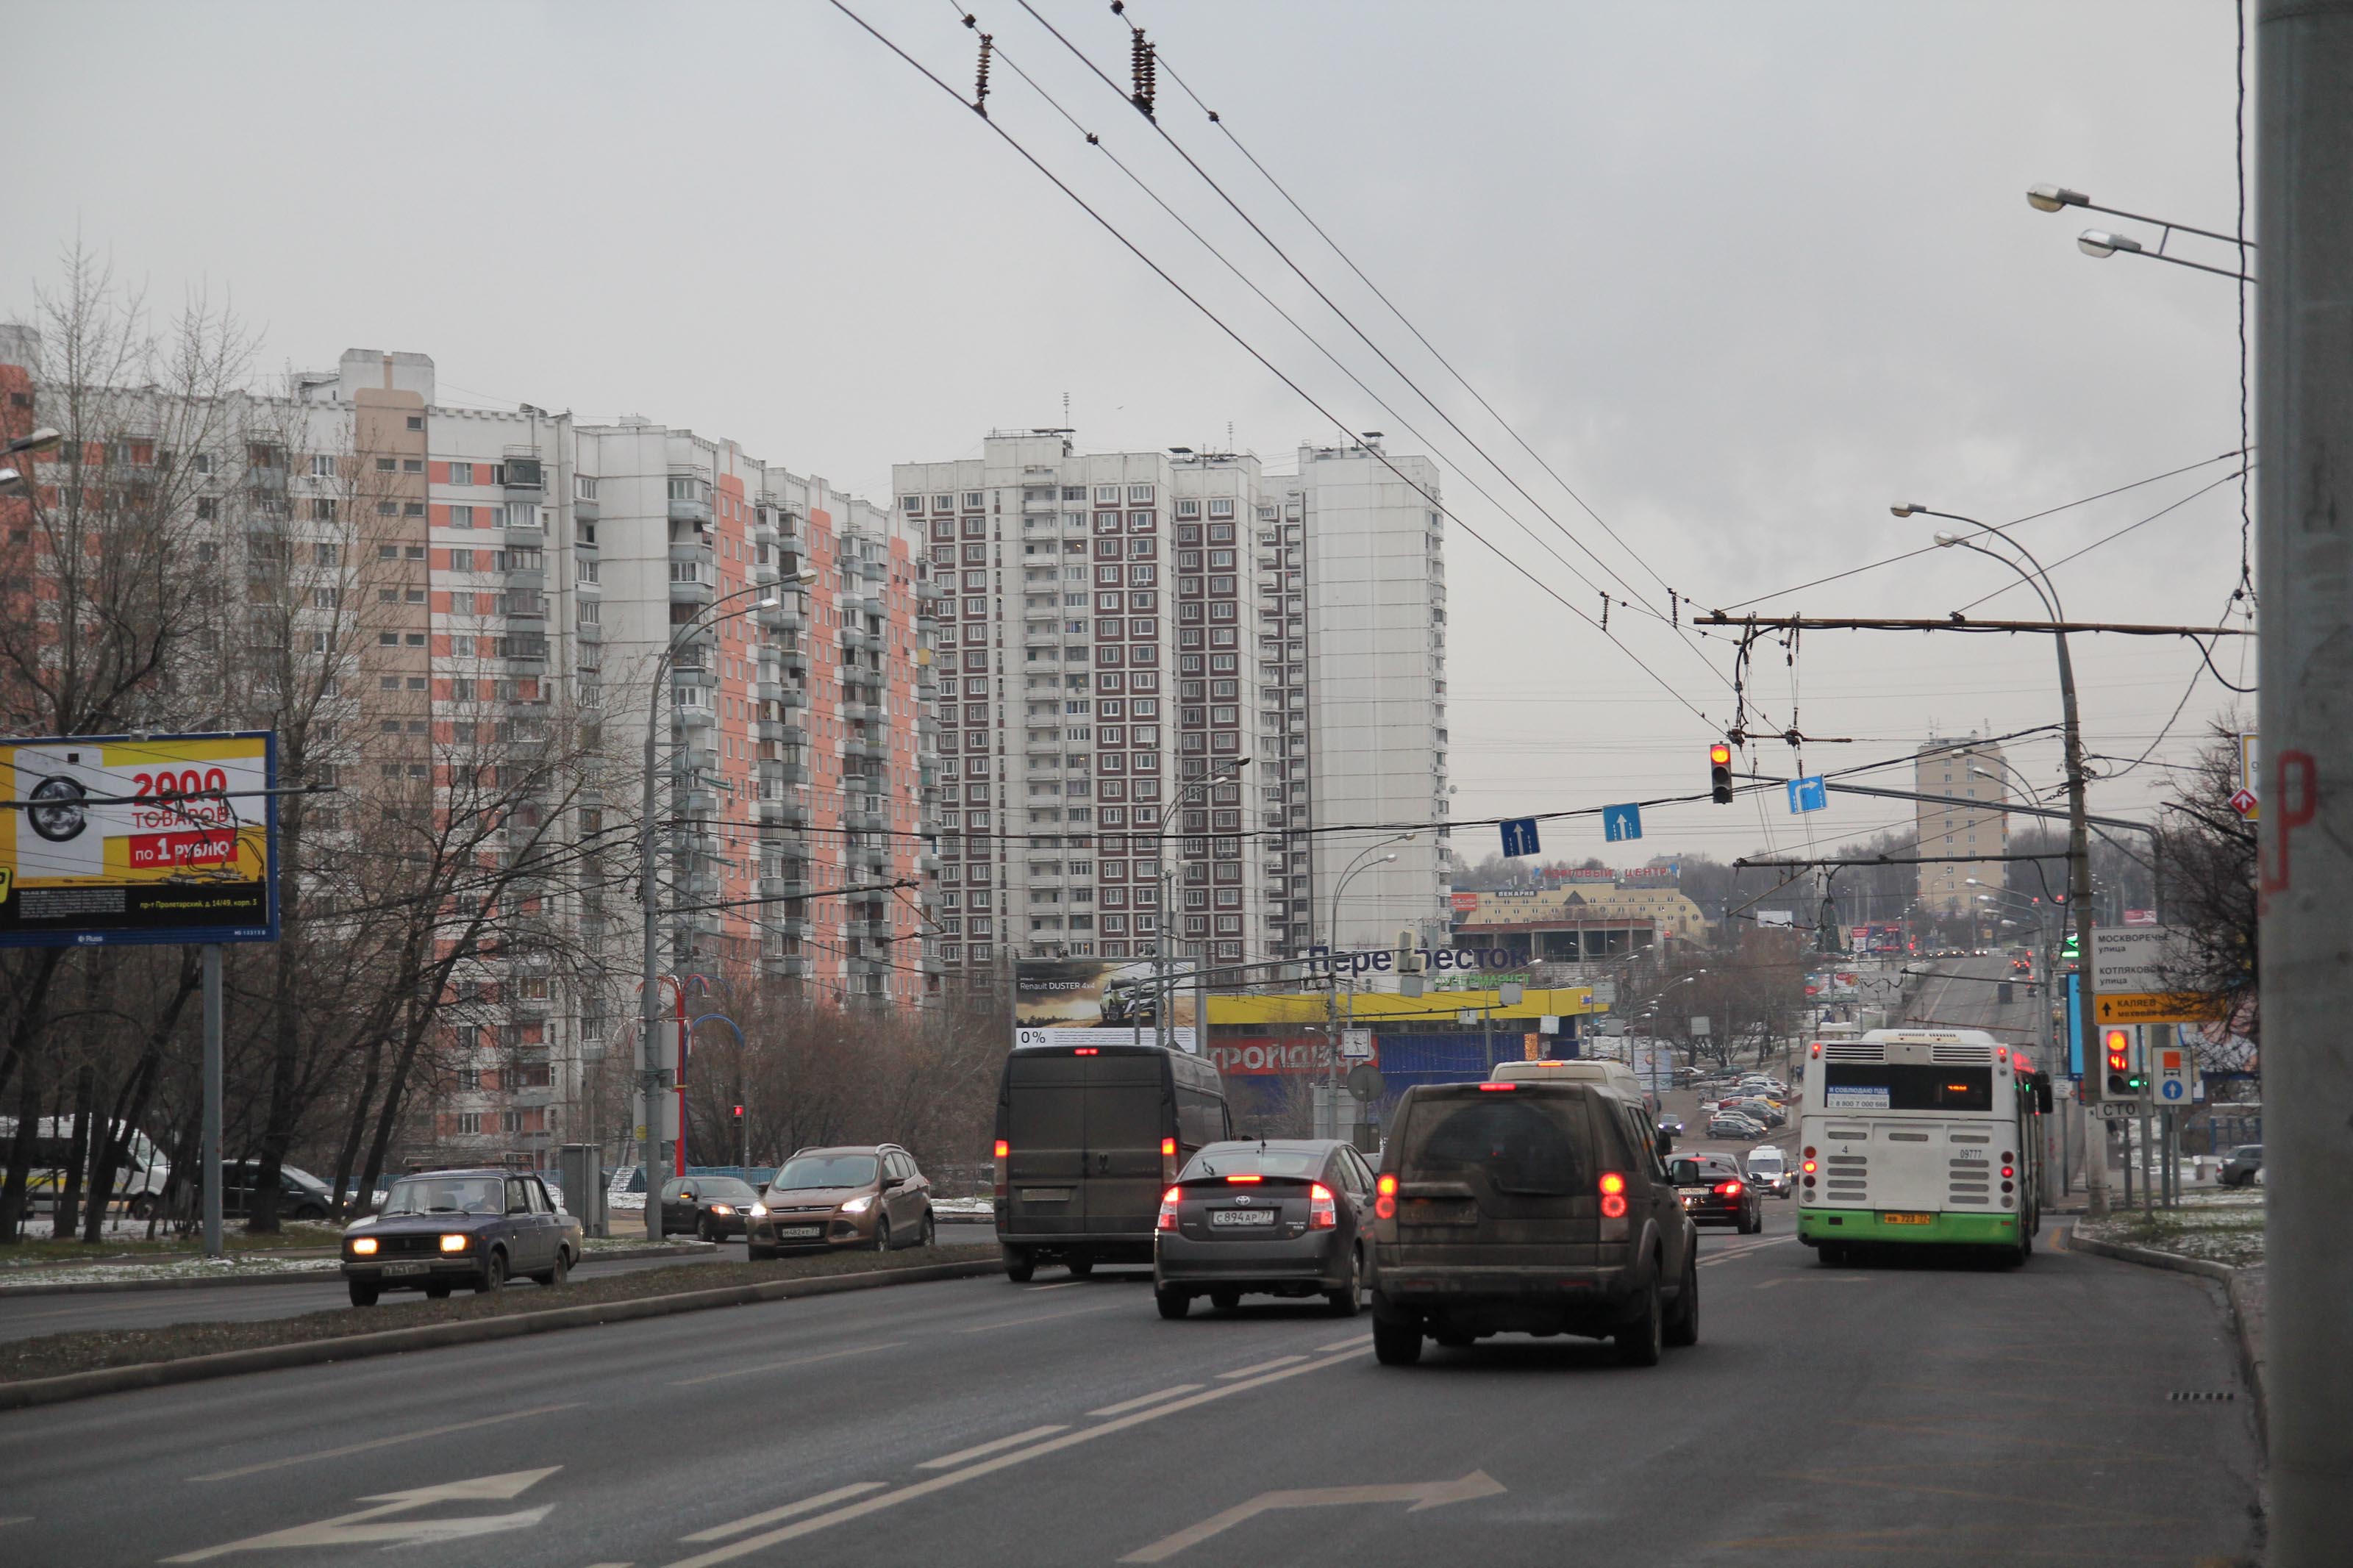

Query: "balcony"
(766, 954), (813, 979)
(669, 575), (714, 609)
(572, 496), (600, 524)
(762, 876), (813, 901)
(501, 457), (545, 493)
(846, 809), (885, 832)
(673, 702), (715, 731)
(845, 738), (886, 761)
(668, 493), (713, 526)
(758, 798), (809, 828)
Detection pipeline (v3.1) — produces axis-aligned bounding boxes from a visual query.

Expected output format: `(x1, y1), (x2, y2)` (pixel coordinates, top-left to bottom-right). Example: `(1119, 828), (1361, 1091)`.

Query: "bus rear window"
(1821, 1064), (1992, 1113)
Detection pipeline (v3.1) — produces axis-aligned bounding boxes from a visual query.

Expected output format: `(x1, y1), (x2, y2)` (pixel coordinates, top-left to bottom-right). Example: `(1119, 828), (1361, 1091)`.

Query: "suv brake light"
(1374, 1173), (1396, 1221)
(1477, 1081), (1517, 1091)
(1598, 1171), (1629, 1220)
(1156, 1186), (1179, 1232)
(993, 1139), (1009, 1200)
(1308, 1183), (1338, 1228)
(1161, 1136), (1178, 1184)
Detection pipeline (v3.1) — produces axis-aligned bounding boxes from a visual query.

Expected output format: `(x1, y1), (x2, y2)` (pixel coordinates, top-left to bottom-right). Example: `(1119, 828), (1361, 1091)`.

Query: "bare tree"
(2152, 717), (2258, 1059)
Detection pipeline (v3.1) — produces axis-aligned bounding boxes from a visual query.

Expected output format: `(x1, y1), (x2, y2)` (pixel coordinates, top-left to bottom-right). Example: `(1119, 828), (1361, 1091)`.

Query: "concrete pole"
(201, 945), (224, 1259)
(640, 703), (666, 1243)
(2257, 4), (2353, 1554)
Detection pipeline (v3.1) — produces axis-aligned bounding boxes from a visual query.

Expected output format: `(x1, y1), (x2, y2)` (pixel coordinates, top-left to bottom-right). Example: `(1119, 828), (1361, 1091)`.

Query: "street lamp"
(2, 427), (60, 457)
(1897, 500), (2104, 1215)
(2024, 182), (2254, 282)
(1150, 756), (1249, 1051)
(638, 570), (809, 1240)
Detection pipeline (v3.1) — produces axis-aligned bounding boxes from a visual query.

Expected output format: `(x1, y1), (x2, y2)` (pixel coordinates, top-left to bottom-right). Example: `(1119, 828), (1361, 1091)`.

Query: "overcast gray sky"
(5, 1), (2255, 870)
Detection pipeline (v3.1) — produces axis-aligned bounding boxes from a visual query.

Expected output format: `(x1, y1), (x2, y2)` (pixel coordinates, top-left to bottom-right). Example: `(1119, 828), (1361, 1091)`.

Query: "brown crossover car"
(748, 1143), (935, 1258)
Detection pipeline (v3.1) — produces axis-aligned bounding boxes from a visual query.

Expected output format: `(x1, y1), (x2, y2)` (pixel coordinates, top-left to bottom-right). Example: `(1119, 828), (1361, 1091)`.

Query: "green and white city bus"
(1796, 1028), (2048, 1264)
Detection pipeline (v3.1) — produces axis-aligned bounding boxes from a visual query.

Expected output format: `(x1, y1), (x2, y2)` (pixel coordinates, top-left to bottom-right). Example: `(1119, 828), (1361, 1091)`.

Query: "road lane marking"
(659, 1345), (1372, 1568)
(1215, 1355), (1307, 1380)
(165, 1467), (560, 1561)
(1089, 1384), (1204, 1417)
(679, 1483), (887, 1542)
(916, 1425), (1069, 1469)
(669, 1342), (904, 1388)
(187, 1403), (585, 1483)
(954, 1303), (1122, 1334)
(1026, 1281), (1080, 1292)
(1313, 1333), (1372, 1353)
(1753, 1275), (1871, 1289)
(1119, 1471), (1504, 1562)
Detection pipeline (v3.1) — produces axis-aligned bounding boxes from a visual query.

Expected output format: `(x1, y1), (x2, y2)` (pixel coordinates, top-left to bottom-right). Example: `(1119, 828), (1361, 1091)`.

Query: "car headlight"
(439, 1234), (471, 1253)
(840, 1194), (875, 1215)
(349, 1236), (379, 1256)
(749, 1203), (768, 1217)
(710, 1203), (734, 1216)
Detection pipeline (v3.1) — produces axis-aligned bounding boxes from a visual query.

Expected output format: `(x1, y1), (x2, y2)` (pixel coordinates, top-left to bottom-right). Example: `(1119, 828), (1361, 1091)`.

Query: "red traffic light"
(1709, 742), (1732, 766)
(732, 1103), (744, 1118)
(2103, 1029), (2129, 1072)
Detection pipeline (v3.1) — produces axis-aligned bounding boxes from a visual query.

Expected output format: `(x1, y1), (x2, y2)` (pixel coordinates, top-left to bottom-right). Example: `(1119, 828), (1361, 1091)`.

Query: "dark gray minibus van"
(992, 1041), (1230, 1281)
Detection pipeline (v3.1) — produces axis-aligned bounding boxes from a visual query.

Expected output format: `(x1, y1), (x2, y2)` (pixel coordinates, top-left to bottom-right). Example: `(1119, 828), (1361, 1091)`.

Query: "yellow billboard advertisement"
(1, 731), (279, 947)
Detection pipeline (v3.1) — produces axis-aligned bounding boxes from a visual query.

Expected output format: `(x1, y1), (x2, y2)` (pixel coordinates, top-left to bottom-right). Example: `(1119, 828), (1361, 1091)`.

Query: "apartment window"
(1129, 512), (1154, 531)
(375, 457), (396, 473)
(376, 501), (396, 516)
(310, 454), (336, 478)
(403, 458), (424, 473)
(576, 557), (598, 584)
(451, 505), (475, 528)
(576, 475), (599, 500)
(963, 491), (985, 509)
(378, 545), (398, 561)
(1207, 498), (1235, 518)
(504, 502), (538, 529)
(449, 462), (474, 486)
(195, 498), (217, 520)
(901, 495), (925, 514)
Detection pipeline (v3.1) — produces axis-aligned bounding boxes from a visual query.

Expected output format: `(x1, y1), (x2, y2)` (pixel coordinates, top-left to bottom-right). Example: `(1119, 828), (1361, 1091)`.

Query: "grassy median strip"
(1, 1243), (994, 1386)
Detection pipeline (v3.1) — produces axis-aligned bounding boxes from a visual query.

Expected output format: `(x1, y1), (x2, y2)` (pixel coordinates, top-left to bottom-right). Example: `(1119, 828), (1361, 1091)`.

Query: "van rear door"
(1082, 1051), (1169, 1236)
(1005, 1053), (1089, 1234)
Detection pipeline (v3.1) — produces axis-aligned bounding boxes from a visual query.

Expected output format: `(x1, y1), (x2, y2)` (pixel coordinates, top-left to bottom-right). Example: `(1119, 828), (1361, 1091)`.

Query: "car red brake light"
(1156, 1186), (1180, 1232)
(993, 1139), (1009, 1159)
(993, 1139), (1009, 1200)
(1374, 1172), (1396, 1221)
(1716, 1180), (1744, 1197)
(1598, 1171), (1628, 1220)
(1308, 1183), (1338, 1228)
(1073, 1047), (1098, 1055)
(1224, 1173), (1263, 1183)
(1477, 1081), (1516, 1090)
(1160, 1137), (1176, 1157)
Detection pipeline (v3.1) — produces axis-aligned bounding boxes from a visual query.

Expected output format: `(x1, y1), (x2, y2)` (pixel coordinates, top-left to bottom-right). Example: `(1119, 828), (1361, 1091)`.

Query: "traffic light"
(732, 1103), (744, 1120)
(1709, 743), (1734, 805)
(2102, 1028), (2148, 1098)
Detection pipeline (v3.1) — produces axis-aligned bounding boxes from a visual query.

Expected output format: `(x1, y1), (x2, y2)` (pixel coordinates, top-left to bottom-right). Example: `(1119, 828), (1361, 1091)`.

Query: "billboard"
(1012, 958), (1197, 1050)
(1, 732), (279, 948)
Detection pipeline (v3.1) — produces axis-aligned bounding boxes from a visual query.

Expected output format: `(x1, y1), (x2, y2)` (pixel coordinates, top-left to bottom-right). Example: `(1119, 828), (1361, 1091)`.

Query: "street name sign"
(1499, 817), (1540, 857)
(2090, 926), (2218, 1025)
(2092, 992), (2218, 1026)
(1602, 802), (1642, 842)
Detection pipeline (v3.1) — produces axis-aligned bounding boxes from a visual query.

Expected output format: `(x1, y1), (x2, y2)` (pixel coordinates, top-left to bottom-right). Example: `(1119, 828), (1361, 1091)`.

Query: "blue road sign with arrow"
(1500, 817), (1540, 857)
(1788, 775), (1828, 814)
(1602, 803), (1643, 842)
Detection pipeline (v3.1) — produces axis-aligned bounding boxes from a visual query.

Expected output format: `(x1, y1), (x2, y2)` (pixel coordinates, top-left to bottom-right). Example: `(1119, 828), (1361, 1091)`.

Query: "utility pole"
(2257, 3), (2353, 1556)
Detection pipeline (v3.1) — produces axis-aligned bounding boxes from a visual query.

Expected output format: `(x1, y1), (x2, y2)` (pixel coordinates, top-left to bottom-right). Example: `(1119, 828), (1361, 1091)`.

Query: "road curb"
(0, 1256), (1001, 1411)
(0, 1242), (717, 1298)
(2064, 1227), (2266, 1450)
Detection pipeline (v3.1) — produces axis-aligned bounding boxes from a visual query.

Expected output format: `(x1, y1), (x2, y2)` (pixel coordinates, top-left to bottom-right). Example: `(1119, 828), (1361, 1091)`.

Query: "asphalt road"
(0, 1220), (999, 1345)
(0, 1200), (2262, 1567)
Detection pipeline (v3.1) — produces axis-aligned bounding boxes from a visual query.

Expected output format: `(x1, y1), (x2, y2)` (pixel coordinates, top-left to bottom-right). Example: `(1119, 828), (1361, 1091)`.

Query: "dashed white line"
(1215, 1354), (1307, 1381)
(679, 1483), (887, 1542)
(917, 1425), (1070, 1469)
(954, 1303), (1122, 1334)
(671, 1341), (903, 1389)
(1088, 1383), (1204, 1417)
(1314, 1333), (1374, 1353)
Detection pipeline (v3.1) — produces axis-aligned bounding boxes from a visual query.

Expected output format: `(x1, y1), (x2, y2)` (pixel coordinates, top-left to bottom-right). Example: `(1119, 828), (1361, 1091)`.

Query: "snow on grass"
(2077, 1190), (2265, 1270)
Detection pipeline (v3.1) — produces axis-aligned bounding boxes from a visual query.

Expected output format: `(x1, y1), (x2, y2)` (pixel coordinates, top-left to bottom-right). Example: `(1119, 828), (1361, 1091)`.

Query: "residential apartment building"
(893, 431), (1449, 981)
(0, 331), (935, 1173)
(1914, 734), (2009, 914)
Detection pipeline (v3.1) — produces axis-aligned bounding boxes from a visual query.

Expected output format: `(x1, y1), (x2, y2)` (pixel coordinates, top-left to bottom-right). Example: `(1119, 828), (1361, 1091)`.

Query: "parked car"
(1708, 1112), (1765, 1140)
(341, 1168), (580, 1306)
(746, 1145), (934, 1257)
(1153, 1139), (1374, 1318)
(224, 1160), (337, 1222)
(1368, 1078), (1699, 1366)
(1745, 1146), (1792, 1198)
(1668, 1152), (1762, 1233)
(661, 1175), (763, 1242)
(2221, 1145), (2263, 1188)
(1731, 1098), (1787, 1130)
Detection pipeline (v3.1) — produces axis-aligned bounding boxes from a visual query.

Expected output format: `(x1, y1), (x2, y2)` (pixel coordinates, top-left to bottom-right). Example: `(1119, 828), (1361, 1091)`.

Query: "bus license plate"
(1212, 1209), (1275, 1227)
(778, 1225), (823, 1239)
(1881, 1212), (1935, 1225)
(1021, 1189), (1071, 1203)
(382, 1262), (427, 1276)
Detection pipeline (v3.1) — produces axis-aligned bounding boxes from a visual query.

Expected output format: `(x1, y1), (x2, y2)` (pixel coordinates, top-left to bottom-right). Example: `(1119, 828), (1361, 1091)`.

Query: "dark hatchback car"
(341, 1169), (581, 1306)
(1153, 1139), (1376, 1319)
(661, 1175), (762, 1242)
(2221, 1145), (2263, 1187)
(1368, 1079), (1699, 1367)
(746, 1145), (935, 1258)
(1670, 1153), (1763, 1233)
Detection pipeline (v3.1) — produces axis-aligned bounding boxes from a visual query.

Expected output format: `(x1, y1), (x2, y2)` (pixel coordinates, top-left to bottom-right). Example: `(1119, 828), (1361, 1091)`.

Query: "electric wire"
(1950, 465), (2252, 615)
(1013, 0), (1694, 637)
(826, 0), (1722, 733)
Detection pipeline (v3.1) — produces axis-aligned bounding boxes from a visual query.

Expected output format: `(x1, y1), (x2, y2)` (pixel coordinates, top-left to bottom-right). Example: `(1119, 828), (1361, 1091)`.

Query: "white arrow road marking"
(1118, 1471), (1507, 1563)
(160, 1467), (560, 1561)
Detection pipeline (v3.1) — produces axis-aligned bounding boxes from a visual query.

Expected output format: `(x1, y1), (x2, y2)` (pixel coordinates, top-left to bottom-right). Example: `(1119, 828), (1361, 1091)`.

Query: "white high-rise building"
(894, 430), (1449, 984)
